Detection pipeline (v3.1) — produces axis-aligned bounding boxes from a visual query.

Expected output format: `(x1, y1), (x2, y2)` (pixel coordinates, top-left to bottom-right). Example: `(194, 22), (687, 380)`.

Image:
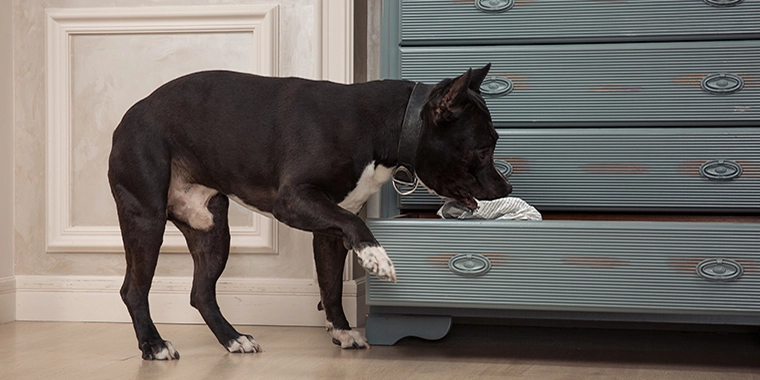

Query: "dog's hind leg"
(313, 232), (369, 349)
(170, 193), (261, 354)
(109, 153), (178, 360)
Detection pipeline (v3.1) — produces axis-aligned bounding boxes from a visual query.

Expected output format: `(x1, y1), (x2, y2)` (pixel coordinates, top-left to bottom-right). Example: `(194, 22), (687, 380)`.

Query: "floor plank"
(0, 321), (758, 379)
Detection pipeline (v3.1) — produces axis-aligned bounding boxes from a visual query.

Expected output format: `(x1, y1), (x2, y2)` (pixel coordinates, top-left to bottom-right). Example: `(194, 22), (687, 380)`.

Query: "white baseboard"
(15, 275), (365, 327)
(0, 276), (15, 323)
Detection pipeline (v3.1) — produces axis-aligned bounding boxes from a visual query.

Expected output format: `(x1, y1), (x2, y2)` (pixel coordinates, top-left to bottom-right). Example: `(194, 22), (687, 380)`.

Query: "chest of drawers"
(366, 0), (760, 345)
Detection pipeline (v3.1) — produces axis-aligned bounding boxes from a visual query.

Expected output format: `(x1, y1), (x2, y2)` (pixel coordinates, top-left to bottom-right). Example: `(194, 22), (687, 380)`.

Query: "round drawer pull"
(475, 0), (514, 12)
(696, 258), (743, 281)
(494, 160), (513, 177)
(448, 254), (492, 277)
(701, 73), (744, 95)
(480, 76), (513, 97)
(699, 160), (742, 180)
(703, 0), (744, 7)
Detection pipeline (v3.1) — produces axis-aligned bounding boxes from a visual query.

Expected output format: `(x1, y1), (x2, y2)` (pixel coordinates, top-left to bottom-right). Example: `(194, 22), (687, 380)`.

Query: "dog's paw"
(141, 340), (180, 360)
(327, 323), (369, 349)
(226, 334), (262, 354)
(355, 245), (396, 282)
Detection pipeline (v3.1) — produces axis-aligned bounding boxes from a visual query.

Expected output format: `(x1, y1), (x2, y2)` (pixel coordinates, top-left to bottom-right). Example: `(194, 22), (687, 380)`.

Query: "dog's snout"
(494, 165), (512, 196)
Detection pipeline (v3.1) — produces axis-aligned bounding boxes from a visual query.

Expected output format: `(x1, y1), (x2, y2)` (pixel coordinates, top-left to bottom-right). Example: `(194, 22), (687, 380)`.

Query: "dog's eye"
(477, 148), (490, 161)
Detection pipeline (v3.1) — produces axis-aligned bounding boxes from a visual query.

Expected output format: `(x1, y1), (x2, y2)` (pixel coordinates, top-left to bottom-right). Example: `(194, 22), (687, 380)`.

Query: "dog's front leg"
(273, 185), (396, 282)
(313, 232), (368, 349)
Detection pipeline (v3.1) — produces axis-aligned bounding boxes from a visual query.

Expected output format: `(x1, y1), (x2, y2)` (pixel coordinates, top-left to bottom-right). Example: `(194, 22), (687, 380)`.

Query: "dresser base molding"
(366, 306), (760, 346)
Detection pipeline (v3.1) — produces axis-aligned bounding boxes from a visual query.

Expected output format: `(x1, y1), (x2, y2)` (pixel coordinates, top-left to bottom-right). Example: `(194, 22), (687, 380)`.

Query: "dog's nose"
(496, 168), (512, 195)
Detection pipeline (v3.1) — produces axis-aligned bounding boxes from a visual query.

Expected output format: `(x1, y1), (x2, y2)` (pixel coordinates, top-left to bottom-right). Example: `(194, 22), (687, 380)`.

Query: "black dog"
(108, 63), (511, 359)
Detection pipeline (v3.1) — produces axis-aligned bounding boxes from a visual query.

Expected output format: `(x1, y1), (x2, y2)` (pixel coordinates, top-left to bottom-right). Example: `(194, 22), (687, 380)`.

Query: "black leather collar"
(392, 82), (433, 195)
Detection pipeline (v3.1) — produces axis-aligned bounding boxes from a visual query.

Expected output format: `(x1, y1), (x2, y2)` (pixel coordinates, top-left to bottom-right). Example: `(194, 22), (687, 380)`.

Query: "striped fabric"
(437, 197), (542, 221)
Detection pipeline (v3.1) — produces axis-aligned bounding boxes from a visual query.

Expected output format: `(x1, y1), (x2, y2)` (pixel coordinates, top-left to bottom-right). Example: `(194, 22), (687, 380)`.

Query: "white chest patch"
(338, 162), (392, 214)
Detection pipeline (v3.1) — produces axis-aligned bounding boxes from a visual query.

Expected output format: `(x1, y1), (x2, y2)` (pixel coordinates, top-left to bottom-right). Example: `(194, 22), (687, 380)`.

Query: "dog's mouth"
(442, 196), (478, 211)
(458, 197), (478, 211)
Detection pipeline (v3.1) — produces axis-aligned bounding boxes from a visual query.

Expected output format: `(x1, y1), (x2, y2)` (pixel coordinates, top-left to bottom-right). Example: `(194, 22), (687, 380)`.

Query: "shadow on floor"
(385, 322), (760, 368)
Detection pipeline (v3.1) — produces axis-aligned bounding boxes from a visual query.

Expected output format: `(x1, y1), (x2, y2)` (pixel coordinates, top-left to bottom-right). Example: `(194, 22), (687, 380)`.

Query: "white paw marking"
(226, 335), (262, 354)
(327, 322), (369, 349)
(355, 245), (396, 282)
(153, 341), (179, 360)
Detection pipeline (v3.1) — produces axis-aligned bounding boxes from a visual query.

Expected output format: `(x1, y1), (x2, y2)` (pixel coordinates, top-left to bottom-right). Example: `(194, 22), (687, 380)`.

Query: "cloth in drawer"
(437, 197), (542, 221)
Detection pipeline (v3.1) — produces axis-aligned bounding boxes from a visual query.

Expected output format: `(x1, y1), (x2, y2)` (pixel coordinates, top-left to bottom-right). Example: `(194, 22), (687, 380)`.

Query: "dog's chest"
(338, 162), (392, 214)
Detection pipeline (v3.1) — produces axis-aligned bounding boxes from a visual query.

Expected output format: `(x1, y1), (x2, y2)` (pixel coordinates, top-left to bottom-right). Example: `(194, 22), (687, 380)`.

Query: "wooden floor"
(1, 321), (759, 379)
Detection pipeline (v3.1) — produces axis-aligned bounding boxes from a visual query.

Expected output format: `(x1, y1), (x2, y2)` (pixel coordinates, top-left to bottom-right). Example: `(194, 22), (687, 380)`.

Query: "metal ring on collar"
(391, 166), (419, 196)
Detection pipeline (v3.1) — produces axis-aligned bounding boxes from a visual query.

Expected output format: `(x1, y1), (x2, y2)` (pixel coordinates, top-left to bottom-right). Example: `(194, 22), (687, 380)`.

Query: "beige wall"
(1, 0), (16, 324)
(11, 0), (360, 326)
(1, 0), (14, 280)
(14, 0), (321, 279)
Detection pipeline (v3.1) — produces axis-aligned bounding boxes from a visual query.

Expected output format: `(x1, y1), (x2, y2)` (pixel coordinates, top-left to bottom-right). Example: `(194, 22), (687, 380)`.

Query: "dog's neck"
(392, 83), (433, 191)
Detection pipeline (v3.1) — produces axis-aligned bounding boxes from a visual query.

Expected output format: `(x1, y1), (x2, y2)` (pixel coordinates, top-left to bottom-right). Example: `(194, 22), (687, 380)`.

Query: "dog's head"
(416, 63), (512, 210)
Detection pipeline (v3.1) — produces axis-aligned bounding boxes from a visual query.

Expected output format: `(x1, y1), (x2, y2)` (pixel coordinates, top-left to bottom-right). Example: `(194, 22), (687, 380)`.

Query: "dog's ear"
(469, 63), (491, 93)
(434, 69), (473, 123)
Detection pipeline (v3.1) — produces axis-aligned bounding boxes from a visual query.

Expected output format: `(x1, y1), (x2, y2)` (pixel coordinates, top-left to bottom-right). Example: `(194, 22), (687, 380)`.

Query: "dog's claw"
(226, 334), (262, 354)
(141, 340), (180, 360)
(329, 329), (369, 349)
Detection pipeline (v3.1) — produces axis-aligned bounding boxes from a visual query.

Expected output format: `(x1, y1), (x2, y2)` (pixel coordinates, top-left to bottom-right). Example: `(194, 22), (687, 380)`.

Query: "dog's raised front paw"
(355, 245), (396, 282)
(141, 340), (180, 360)
(226, 334), (262, 354)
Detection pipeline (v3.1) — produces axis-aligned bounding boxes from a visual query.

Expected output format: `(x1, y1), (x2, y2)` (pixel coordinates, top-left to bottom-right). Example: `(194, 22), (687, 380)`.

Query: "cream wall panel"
(1, 0), (15, 323)
(1, 0), (14, 280)
(46, 6), (279, 256)
(15, 0), (324, 279)
(13, 0), (360, 326)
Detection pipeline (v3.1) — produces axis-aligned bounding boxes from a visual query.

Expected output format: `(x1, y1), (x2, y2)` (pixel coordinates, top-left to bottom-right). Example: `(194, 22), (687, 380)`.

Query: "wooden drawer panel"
(367, 219), (760, 316)
(398, 0), (760, 45)
(399, 40), (760, 127)
(398, 128), (760, 212)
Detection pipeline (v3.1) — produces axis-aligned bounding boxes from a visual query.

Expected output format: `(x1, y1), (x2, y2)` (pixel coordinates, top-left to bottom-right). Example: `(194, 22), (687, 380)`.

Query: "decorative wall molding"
(317, 0), (354, 84)
(45, 5), (280, 254)
(23, 3), (364, 328)
(0, 276), (15, 323)
(315, 0), (360, 283)
(15, 275), (364, 327)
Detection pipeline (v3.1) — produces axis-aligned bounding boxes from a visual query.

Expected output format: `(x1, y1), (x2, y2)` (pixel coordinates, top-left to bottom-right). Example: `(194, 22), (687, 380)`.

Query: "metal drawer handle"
(696, 258), (743, 281)
(448, 254), (492, 277)
(475, 0), (514, 12)
(701, 73), (744, 95)
(703, 0), (744, 7)
(480, 76), (513, 97)
(699, 160), (742, 180)
(494, 160), (513, 177)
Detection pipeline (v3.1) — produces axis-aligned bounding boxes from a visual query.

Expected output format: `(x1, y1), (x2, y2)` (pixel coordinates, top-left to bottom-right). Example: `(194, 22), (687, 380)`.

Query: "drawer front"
(367, 219), (760, 315)
(400, 40), (760, 127)
(399, 128), (760, 212)
(398, 0), (760, 45)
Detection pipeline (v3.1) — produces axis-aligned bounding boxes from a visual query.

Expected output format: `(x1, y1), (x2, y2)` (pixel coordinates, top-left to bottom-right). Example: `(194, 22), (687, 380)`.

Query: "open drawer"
(367, 216), (760, 313)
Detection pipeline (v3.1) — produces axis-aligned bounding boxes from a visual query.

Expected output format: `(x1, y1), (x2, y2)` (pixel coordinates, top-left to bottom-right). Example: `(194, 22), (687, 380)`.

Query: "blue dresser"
(366, 0), (760, 345)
